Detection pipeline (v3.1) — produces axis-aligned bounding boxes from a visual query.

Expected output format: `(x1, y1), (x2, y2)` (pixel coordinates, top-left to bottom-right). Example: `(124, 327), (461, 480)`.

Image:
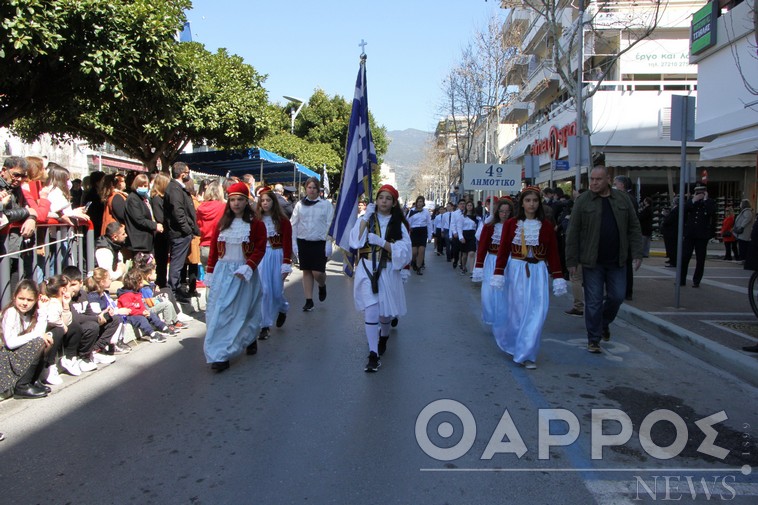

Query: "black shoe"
(692, 283), (700, 288)
(276, 312), (287, 328)
(33, 381), (52, 393)
(378, 336), (389, 356)
(564, 308), (584, 316)
(259, 327), (270, 340)
(452, 261), (458, 269)
(318, 284), (327, 302)
(211, 360), (230, 372)
(742, 344), (758, 353)
(364, 351), (381, 373)
(417, 269), (423, 275)
(13, 383), (48, 399)
(391, 317), (398, 328)
(246, 340), (258, 355)
(602, 328), (611, 342)
(587, 342), (602, 354)
(303, 299), (314, 312)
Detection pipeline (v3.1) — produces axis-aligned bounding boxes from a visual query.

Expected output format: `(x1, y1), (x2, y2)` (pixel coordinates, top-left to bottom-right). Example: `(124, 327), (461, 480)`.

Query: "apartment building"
(498, 0), (752, 203)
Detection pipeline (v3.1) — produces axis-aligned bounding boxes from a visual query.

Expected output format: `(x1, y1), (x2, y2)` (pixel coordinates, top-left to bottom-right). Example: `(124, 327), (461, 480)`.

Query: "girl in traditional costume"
(349, 185), (411, 372)
(203, 182), (267, 372)
(490, 187), (566, 369)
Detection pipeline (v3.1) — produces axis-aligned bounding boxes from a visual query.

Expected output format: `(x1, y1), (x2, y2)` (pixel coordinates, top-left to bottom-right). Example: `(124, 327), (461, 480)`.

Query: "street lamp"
(283, 95), (305, 135)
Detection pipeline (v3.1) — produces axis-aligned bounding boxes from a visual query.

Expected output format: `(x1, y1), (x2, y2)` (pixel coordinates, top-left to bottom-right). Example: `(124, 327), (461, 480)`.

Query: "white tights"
(364, 303), (391, 353)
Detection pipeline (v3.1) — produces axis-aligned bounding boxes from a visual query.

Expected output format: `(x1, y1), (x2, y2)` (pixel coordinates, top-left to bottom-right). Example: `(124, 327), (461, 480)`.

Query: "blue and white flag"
(329, 57), (377, 276)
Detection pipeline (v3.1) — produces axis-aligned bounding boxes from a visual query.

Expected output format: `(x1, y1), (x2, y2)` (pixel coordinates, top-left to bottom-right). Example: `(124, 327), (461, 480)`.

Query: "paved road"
(1, 252), (758, 504)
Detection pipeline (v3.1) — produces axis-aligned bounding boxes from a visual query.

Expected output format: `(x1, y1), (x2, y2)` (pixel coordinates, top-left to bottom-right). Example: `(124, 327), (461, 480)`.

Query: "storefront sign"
(531, 122), (576, 160)
(690, 2), (718, 55)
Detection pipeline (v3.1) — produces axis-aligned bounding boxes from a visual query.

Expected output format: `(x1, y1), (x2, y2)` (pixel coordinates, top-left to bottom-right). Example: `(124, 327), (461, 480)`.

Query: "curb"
(617, 304), (758, 388)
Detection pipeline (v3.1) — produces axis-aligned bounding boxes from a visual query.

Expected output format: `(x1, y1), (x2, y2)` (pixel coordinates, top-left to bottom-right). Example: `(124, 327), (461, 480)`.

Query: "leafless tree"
(439, 14), (520, 183)
(505, 0), (665, 137)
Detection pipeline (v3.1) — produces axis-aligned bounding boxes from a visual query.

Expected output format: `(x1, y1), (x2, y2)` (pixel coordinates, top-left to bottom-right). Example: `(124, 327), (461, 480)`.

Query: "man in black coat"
(163, 162), (200, 300)
(1, 156), (37, 297)
(679, 184), (717, 288)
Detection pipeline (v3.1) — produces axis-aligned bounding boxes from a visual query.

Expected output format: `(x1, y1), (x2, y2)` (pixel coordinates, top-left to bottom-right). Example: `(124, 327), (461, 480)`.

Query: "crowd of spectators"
(0, 155), (298, 408)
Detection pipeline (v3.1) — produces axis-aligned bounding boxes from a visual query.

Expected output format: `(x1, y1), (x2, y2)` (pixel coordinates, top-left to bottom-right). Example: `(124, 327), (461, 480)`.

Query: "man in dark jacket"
(679, 184), (717, 288)
(1, 156), (37, 299)
(163, 162), (200, 300)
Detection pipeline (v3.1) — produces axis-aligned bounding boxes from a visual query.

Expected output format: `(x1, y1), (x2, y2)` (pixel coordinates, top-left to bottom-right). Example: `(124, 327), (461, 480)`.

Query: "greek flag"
(329, 57), (377, 276)
(323, 164), (330, 197)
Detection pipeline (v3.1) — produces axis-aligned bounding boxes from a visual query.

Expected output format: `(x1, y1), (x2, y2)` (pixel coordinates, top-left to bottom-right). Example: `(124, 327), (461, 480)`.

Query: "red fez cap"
(256, 186), (273, 197)
(523, 185), (542, 197)
(376, 184), (399, 201)
(227, 181), (250, 198)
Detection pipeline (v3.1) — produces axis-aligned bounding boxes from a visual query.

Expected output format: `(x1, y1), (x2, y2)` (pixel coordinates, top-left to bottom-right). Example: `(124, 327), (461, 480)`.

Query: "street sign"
(553, 159), (570, 171)
(462, 163), (521, 192)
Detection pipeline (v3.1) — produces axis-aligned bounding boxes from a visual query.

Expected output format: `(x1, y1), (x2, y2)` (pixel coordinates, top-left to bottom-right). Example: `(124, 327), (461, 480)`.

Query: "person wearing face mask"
(162, 162), (201, 302)
(124, 174), (164, 256)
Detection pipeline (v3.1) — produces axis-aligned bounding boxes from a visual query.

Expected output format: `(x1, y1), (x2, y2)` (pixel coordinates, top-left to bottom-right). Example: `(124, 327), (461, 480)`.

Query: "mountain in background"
(382, 128), (433, 200)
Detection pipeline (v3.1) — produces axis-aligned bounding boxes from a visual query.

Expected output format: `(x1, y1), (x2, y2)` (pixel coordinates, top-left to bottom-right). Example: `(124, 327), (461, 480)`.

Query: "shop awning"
(699, 127), (758, 161)
(90, 154), (146, 172)
(177, 147), (319, 184)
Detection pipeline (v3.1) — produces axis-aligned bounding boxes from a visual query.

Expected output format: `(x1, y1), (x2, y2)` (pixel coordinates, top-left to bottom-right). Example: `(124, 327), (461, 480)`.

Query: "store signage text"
(531, 122), (576, 160)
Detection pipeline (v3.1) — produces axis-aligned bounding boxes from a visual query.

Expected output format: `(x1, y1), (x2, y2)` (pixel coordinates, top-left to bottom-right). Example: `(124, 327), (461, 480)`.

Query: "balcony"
(504, 54), (534, 86)
(521, 61), (560, 101)
(503, 8), (532, 36)
(502, 101), (531, 123)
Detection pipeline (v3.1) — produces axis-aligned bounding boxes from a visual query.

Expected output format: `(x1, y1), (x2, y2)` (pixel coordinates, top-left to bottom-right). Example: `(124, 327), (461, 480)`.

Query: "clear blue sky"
(187, 1), (503, 133)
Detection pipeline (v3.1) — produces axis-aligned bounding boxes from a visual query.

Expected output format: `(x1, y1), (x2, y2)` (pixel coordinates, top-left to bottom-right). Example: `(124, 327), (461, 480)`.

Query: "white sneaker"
(77, 357), (98, 373)
(176, 313), (194, 323)
(93, 352), (116, 365)
(44, 365), (63, 385)
(60, 356), (82, 376)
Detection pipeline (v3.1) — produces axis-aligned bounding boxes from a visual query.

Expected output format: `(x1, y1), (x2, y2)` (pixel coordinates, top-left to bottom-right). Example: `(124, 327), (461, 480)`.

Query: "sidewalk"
(615, 240), (758, 387)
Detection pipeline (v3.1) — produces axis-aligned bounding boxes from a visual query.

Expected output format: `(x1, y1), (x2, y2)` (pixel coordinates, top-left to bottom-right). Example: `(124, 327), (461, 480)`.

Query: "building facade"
(498, 0), (752, 214)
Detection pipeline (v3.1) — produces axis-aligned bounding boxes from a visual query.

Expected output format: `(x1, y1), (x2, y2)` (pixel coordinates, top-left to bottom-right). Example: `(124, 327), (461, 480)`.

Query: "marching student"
(472, 198), (514, 325)
(459, 200), (481, 274)
(406, 196), (433, 274)
(490, 186), (567, 370)
(349, 184), (411, 372)
(255, 186), (293, 340)
(203, 182), (267, 372)
(290, 176), (334, 311)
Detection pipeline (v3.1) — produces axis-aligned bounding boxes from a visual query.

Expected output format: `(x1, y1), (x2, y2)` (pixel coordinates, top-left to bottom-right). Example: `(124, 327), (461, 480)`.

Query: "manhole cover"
(716, 321), (758, 339)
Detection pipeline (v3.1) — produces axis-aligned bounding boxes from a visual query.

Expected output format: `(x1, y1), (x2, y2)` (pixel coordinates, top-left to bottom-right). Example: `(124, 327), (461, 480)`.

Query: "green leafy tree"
(1, 0), (191, 128)
(12, 6), (272, 171)
(270, 89), (388, 193)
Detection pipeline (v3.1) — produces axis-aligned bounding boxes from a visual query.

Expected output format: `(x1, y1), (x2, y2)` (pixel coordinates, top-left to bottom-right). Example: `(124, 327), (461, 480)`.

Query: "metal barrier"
(0, 220), (95, 306)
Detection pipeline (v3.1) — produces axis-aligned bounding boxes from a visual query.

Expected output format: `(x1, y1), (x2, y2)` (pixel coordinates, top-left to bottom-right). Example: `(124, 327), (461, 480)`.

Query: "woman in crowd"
(150, 173), (171, 288)
(472, 198), (513, 325)
(45, 163), (90, 224)
(256, 187), (293, 339)
(406, 196), (432, 275)
(349, 184), (411, 372)
(734, 199), (755, 261)
(196, 180), (226, 269)
(203, 182), (267, 372)
(0, 280), (53, 399)
(721, 205), (738, 261)
(83, 171), (106, 238)
(22, 157), (51, 282)
(459, 200), (480, 274)
(100, 173), (128, 237)
(490, 186), (566, 370)
(290, 176), (334, 312)
(124, 174), (162, 256)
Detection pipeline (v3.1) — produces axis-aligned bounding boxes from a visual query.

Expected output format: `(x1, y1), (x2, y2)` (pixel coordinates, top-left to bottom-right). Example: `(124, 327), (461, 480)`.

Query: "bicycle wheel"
(749, 271), (758, 319)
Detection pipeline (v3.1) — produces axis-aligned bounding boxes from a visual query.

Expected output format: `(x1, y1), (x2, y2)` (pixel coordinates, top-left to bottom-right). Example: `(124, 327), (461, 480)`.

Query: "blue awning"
(177, 147), (319, 184)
